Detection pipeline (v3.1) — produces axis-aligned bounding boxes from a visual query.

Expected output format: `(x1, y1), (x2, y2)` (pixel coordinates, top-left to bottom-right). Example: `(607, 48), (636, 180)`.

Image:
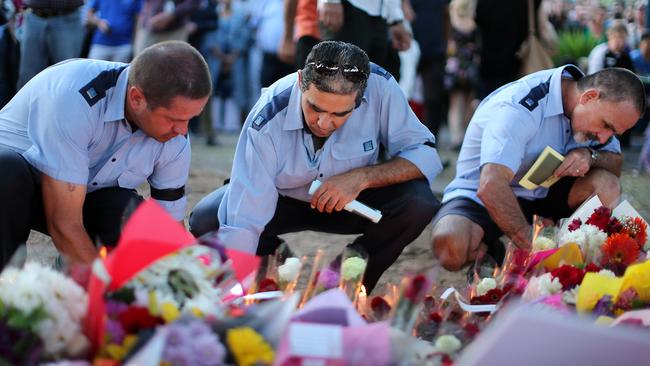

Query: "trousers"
(189, 178), (439, 291)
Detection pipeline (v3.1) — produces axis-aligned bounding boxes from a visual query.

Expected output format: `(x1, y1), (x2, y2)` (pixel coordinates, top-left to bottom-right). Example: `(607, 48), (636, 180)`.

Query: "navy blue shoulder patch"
(79, 66), (128, 107)
(370, 63), (392, 80)
(251, 86), (293, 131)
(518, 77), (551, 112)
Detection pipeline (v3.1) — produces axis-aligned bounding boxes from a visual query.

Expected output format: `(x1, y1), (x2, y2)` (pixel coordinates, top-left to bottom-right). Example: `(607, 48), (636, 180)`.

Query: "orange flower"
(601, 233), (640, 267)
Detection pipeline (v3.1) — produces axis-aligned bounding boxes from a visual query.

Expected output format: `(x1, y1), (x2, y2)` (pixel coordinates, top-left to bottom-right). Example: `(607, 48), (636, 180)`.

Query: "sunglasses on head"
(306, 62), (368, 82)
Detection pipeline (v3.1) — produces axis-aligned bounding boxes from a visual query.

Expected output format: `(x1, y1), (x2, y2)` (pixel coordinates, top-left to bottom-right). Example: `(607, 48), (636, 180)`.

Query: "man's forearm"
(478, 169), (531, 249)
(592, 151), (623, 177)
(356, 157), (424, 190)
(48, 222), (98, 264)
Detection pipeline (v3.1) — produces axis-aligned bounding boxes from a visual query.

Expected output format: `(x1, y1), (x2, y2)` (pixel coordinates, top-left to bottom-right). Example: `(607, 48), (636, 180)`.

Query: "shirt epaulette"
(251, 86), (293, 131)
(518, 77), (552, 112)
(78, 66), (128, 107)
(370, 63), (392, 80)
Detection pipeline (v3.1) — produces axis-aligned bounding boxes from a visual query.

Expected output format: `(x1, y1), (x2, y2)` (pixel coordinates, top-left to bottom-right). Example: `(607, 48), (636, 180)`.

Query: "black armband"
(151, 186), (185, 201)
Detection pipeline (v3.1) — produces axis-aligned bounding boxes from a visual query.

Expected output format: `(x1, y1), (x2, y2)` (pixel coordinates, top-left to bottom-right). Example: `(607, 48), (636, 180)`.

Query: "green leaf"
(107, 287), (136, 303)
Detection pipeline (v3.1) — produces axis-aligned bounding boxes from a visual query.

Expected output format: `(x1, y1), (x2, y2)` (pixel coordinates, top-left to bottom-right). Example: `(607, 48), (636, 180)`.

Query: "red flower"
(586, 206), (612, 231)
(404, 274), (428, 302)
(551, 265), (585, 290)
(370, 296), (392, 318)
(621, 217), (648, 250)
(605, 217), (624, 235)
(470, 288), (504, 305)
(584, 263), (601, 272)
(601, 233), (640, 268)
(117, 306), (163, 333)
(258, 278), (279, 292)
(428, 311), (443, 323)
(568, 218), (582, 232)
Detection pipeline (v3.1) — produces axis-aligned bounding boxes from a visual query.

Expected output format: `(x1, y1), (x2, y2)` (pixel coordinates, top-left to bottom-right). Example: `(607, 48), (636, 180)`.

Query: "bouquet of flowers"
(0, 261), (89, 363)
(390, 268), (437, 333)
(95, 243), (231, 364)
(248, 244), (303, 297)
(560, 202), (648, 275)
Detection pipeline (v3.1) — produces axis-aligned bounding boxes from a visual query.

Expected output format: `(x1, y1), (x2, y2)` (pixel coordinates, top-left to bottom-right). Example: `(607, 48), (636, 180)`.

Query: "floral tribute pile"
(2, 196), (650, 366)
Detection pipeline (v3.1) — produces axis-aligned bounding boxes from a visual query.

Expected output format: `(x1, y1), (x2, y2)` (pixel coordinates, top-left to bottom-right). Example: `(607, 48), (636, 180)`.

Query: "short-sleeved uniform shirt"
(0, 59), (190, 220)
(443, 64), (621, 206)
(218, 64), (443, 253)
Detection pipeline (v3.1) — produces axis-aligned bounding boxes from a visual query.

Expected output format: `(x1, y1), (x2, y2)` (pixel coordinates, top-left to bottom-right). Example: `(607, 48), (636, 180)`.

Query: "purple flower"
(105, 319), (126, 344)
(164, 347), (195, 366)
(163, 319), (226, 366)
(593, 295), (614, 317)
(192, 335), (227, 366)
(317, 267), (340, 289)
(105, 300), (129, 317)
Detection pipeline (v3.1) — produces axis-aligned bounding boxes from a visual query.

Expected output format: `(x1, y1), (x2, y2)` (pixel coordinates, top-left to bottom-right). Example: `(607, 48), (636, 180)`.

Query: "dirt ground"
(25, 131), (650, 295)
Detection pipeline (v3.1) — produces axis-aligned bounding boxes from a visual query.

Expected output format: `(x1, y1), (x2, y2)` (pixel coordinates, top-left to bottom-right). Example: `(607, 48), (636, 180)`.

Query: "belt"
(30, 7), (78, 18)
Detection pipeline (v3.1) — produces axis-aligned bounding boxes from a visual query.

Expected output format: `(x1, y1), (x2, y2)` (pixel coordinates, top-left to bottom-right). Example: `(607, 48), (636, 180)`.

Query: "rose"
(475, 277), (497, 297)
(550, 265), (585, 291)
(586, 206), (612, 232)
(278, 257), (301, 283)
(341, 257), (367, 281)
(370, 296), (392, 319)
(404, 274), (428, 302)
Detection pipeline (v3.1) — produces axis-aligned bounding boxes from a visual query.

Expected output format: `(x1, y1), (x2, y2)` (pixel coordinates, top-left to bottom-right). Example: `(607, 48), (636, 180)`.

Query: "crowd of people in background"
(1, 0), (650, 172)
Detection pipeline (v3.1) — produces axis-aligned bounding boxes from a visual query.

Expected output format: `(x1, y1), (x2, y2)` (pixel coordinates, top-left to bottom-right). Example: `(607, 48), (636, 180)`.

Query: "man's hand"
(278, 37), (296, 64)
(148, 12), (175, 31)
(41, 175), (97, 265)
(319, 3), (344, 33)
(310, 170), (366, 213)
(553, 147), (592, 178)
(390, 23), (411, 51)
(96, 18), (110, 34)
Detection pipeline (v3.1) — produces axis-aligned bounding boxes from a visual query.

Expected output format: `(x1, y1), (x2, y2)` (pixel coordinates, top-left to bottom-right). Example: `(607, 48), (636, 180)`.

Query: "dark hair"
(128, 41), (212, 110)
(301, 41), (370, 104)
(578, 68), (646, 114)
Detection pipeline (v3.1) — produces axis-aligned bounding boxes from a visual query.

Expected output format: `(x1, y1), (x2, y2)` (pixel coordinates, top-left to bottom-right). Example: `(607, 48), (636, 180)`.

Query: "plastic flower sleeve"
(390, 267), (437, 333)
(300, 248), (342, 307)
(339, 246), (368, 303)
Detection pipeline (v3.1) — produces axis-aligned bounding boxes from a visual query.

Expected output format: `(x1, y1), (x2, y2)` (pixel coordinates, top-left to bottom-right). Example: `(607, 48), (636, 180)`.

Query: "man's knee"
(577, 169), (621, 206)
(432, 229), (467, 272)
(189, 186), (227, 237)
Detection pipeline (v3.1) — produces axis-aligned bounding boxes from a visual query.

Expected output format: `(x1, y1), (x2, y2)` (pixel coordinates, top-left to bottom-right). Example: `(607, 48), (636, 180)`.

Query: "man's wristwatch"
(588, 147), (599, 164)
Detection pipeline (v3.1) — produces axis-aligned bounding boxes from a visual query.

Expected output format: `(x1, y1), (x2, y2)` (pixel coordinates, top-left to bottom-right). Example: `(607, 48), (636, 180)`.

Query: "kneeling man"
(431, 65), (645, 271)
(190, 41), (443, 291)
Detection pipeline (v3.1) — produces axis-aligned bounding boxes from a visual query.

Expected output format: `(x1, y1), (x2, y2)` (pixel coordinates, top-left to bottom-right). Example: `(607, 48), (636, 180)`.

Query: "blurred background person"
(17, 0), (84, 88)
(206, 0), (250, 133)
(134, 0), (200, 55)
(444, 0), (478, 151)
(0, 0), (20, 107)
(86, 0), (142, 62)
(587, 20), (633, 74)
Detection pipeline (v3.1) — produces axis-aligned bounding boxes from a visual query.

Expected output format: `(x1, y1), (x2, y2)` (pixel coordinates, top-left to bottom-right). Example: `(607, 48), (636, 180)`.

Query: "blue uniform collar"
(547, 64), (584, 117)
(103, 66), (130, 123)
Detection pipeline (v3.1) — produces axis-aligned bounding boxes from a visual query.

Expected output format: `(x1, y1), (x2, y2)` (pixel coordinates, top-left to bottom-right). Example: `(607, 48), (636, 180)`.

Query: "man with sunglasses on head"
(190, 41), (443, 292)
(0, 41), (211, 269)
(431, 65), (645, 272)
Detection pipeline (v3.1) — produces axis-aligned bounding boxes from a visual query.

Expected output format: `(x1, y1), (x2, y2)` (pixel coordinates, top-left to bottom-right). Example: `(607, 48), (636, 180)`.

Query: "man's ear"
(127, 86), (147, 111)
(579, 88), (600, 104)
(297, 69), (302, 85)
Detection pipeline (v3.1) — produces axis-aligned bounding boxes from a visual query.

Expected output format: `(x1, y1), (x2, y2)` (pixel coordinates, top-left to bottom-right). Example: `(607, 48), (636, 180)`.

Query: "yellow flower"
(161, 302), (180, 323)
(619, 260), (650, 302)
(226, 327), (274, 366)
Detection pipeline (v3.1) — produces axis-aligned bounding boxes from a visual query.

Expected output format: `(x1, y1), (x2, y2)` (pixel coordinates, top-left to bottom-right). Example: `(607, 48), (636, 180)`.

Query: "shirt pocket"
(330, 138), (378, 172)
(117, 170), (147, 189)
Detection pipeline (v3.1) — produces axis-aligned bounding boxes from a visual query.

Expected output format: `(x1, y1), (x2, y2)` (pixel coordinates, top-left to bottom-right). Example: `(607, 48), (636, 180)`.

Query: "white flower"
(278, 257), (301, 283)
(562, 285), (580, 305)
(476, 277), (497, 297)
(522, 273), (562, 301)
(533, 236), (557, 252)
(560, 225), (606, 263)
(598, 269), (616, 278)
(434, 335), (462, 354)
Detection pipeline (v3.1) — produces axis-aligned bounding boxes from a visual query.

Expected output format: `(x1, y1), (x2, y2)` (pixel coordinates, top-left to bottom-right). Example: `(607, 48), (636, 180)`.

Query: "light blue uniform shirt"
(218, 65), (443, 252)
(443, 64), (620, 206)
(0, 59), (190, 220)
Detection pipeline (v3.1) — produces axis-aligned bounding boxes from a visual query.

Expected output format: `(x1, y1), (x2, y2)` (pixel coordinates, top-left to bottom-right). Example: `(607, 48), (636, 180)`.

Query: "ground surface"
(26, 130), (650, 294)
